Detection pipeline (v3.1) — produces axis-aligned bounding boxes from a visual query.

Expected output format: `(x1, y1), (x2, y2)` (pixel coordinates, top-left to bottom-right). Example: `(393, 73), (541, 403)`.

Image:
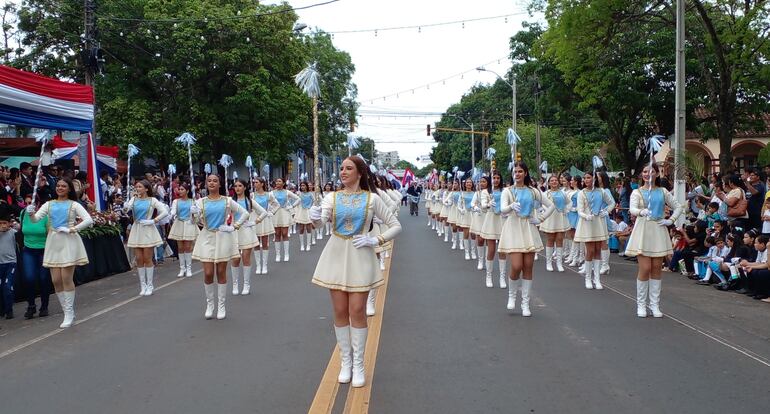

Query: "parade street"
(1, 208), (769, 414)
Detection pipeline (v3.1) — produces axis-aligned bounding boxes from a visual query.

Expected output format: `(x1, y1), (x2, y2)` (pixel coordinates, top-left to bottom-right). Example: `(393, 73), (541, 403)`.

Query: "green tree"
(394, 160), (416, 170)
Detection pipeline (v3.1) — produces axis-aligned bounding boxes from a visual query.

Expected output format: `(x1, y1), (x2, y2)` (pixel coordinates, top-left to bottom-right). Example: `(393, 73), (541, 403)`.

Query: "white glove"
(658, 219), (673, 227)
(583, 214), (594, 222)
(26, 205), (36, 215)
(267, 211), (274, 218)
(244, 221), (255, 228)
(190, 204), (200, 215)
(570, 206), (577, 213)
(309, 206), (322, 221)
(472, 206), (481, 213)
(599, 210), (609, 218)
(529, 217), (541, 225)
(730, 257), (741, 265)
(639, 209), (650, 217)
(55, 226), (71, 233)
(443, 200), (451, 206)
(501, 212), (510, 219)
(373, 216), (383, 224)
(218, 225), (235, 233)
(140, 219), (155, 226)
(713, 257), (724, 264)
(490, 200), (497, 209)
(352, 235), (378, 249)
(511, 202), (521, 213)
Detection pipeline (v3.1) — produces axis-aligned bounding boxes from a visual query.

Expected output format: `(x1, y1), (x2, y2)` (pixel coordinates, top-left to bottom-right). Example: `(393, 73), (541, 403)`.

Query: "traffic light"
(287, 160), (294, 175)
(426, 124), (431, 136)
(516, 152), (522, 162)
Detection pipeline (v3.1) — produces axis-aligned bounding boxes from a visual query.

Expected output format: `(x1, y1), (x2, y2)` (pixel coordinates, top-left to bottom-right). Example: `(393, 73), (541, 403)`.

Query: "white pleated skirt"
(273, 208), (292, 227)
(498, 215), (543, 253)
(43, 232), (89, 268)
(439, 204), (449, 218)
(312, 234), (384, 292)
(255, 217), (275, 237)
(624, 217), (673, 257)
(447, 206), (459, 224)
(458, 211), (473, 228)
(470, 212), (484, 234)
(168, 219), (199, 241)
(236, 225), (259, 250)
(540, 211), (571, 233)
(192, 228), (239, 263)
(574, 216), (609, 242)
(479, 213), (503, 240)
(295, 207), (312, 225)
(127, 222), (163, 248)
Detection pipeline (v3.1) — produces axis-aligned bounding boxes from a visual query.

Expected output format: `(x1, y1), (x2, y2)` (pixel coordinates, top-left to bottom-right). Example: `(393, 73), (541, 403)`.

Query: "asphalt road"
(1, 207), (769, 414)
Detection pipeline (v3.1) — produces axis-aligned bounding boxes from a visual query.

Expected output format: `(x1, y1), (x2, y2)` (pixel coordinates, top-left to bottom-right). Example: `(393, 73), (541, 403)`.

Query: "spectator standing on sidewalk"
(20, 198), (51, 319)
(0, 204), (19, 319)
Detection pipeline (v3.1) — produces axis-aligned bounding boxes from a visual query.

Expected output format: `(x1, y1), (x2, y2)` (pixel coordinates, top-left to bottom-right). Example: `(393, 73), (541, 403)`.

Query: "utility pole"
(81, 0), (97, 163)
(470, 122), (475, 172)
(534, 77), (541, 175)
(673, 0), (686, 225)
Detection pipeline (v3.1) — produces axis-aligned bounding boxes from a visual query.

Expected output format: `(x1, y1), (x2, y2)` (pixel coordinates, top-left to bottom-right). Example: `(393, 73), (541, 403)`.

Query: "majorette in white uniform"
(295, 191), (315, 225)
(627, 185), (683, 318)
(469, 191), (485, 236)
(270, 189), (300, 228)
(540, 188), (571, 233)
(28, 199), (93, 329)
(125, 196), (168, 248)
(29, 200), (93, 268)
(311, 190), (402, 292)
(192, 196), (249, 263)
(168, 198), (199, 241)
(573, 189), (615, 243)
(478, 188), (507, 288)
(458, 191), (475, 229)
(233, 196), (268, 250)
(445, 189), (460, 226)
(252, 192), (278, 236)
(498, 186), (555, 254)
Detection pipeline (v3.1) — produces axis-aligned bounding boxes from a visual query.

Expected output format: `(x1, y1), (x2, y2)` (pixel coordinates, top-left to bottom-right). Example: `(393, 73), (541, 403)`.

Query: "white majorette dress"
(540, 189), (571, 233)
(479, 189), (503, 240)
(270, 189), (299, 227)
(125, 197), (168, 248)
(424, 189), (433, 213)
(294, 192), (315, 225)
(234, 196), (268, 250)
(438, 189), (450, 219)
(168, 198), (199, 241)
(252, 192), (278, 236)
(29, 200), (93, 267)
(498, 186), (555, 253)
(573, 189), (616, 242)
(311, 191), (402, 292)
(470, 191), (485, 235)
(625, 187), (683, 257)
(566, 189), (579, 229)
(192, 197), (248, 263)
(458, 191), (475, 228)
(445, 191), (460, 225)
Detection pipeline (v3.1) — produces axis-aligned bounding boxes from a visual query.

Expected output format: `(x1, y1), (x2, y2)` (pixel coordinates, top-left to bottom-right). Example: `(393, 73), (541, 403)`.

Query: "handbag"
(727, 190), (747, 218)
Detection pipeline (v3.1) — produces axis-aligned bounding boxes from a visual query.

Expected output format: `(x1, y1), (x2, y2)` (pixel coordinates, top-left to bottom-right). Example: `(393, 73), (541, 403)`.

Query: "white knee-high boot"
(261, 249), (269, 274)
(283, 240), (290, 261)
(300, 233), (306, 251)
(60, 291), (76, 328)
(145, 267), (154, 295)
(520, 279), (532, 317)
(463, 239), (471, 260)
(184, 253), (193, 277)
(485, 260), (494, 288)
(350, 327), (368, 388)
(137, 267), (147, 296)
(600, 249), (610, 274)
(507, 278), (519, 310)
(216, 283), (227, 320)
(274, 242), (282, 262)
(177, 255), (186, 277)
(555, 247), (565, 272)
(476, 246), (485, 270)
(204, 283), (215, 319)
(470, 242), (478, 260)
(334, 325), (352, 383)
(592, 260), (603, 290)
(584, 260), (594, 289)
(545, 246), (554, 271)
(254, 250), (262, 275)
(306, 232), (313, 250)
(366, 289), (376, 316)
(649, 279), (663, 317)
(242, 264), (252, 295)
(231, 265), (241, 295)
(498, 258), (508, 288)
(636, 279), (648, 317)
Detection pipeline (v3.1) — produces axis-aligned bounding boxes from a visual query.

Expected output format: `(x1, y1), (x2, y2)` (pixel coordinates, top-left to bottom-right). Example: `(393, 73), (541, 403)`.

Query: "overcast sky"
(278, 0), (541, 167)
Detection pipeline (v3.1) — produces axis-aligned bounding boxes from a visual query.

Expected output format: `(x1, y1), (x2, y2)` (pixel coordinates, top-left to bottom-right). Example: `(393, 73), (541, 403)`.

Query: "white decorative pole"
(126, 144), (140, 198)
(175, 132), (197, 198)
(30, 131), (51, 207)
(295, 62), (322, 194)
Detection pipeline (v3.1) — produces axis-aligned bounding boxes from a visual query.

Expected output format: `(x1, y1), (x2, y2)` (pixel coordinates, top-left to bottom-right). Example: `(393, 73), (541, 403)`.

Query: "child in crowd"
(0, 205), (18, 319)
(705, 202), (722, 229)
(737, 235), (769, 296)
(762, 198), (770, 237)
(614, 214), (632, 257)
(696, 237), (729, 284)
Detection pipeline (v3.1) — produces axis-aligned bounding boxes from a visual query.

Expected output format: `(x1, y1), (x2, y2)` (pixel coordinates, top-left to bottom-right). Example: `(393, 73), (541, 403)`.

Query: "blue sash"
(274, 190), (288, 208)
(301, 193), (314, 209)
(462, 192), (474, 210)
(585, 189), (604, 215)
(492, 191), (502, 215)
(511, 187), (535, 218)
(176, 199), (192, 221)
(333, 192), (370, 237)
(235, 198), (249, 221)
(550, 190), (567, 212)
(641, 188), (665, 220)
(50, 201), (71, 229)
(452, 192), (460, 205)
(133, 198), (152, 220)
(203, 198), (227, 230)
(254, 193), (269, 210)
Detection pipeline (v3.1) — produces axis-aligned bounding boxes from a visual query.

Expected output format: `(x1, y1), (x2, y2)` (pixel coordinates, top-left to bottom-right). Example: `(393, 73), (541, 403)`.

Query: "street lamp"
(476, 67), (516, 134)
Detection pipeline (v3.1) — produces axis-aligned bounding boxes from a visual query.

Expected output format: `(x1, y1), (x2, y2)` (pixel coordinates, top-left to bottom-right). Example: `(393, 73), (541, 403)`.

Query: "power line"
(328, 12), (527, 35)
(99, 0), (340, 23)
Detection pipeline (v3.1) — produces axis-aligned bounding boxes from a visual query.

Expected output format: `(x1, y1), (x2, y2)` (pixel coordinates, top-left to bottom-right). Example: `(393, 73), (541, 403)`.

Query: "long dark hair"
(234, 178), (252, 210)
(479, 176), (492, 194)
(345, 156), (378, 192)
(253, 177), (269, 192)
(644, 164), (662, 188)
(136, 179), (154, 197)
(509, 161), (533, 187)
(57, 178), (78, 201)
